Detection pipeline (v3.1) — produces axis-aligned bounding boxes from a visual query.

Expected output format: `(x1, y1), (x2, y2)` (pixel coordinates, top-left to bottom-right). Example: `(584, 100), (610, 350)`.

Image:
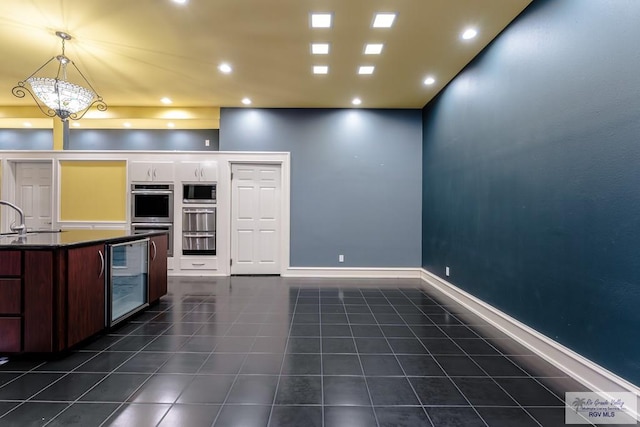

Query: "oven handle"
(131, 190), (174, 195)
(132, 223), (172, 228)
(183, 209), (215, 214)
(183, 233), (215, 238)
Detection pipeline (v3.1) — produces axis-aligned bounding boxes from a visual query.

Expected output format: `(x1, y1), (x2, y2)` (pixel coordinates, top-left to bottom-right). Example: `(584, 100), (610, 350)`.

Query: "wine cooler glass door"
(108, 238), (149, 326)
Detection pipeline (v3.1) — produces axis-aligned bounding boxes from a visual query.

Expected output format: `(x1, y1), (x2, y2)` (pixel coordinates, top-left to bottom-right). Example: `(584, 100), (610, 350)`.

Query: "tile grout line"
(393, 287), (491, 427)
(401, 288), (558, 427)
(207, 286), (273, 427)
(265, 286), (301, 427)
(150, 298), (222, 427)
(365, 287), (437, 427)
(344, 287), (383, 427)
(427, 295), (575, 425)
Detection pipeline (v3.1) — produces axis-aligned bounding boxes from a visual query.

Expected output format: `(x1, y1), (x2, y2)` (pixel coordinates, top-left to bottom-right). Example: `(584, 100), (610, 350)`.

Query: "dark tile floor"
(0, 276), (595, 426)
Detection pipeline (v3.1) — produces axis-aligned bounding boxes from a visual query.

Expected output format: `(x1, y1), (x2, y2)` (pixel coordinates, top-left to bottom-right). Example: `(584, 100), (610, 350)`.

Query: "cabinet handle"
(151, 240), (157, 260)
(147, 168), (151, 178)
(98, 250), (105, 278)
(200, 168), (204, 179)
(153, 168), (157, 179)
(192, 263), (205, 266)
(195, 169), (199, 178)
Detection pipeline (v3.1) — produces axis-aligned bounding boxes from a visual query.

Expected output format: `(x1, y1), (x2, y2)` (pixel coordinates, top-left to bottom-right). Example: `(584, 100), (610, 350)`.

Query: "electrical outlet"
(205, 139), (210, 147)
(338, 254), (344, 263)
(445, 266), (450, 277)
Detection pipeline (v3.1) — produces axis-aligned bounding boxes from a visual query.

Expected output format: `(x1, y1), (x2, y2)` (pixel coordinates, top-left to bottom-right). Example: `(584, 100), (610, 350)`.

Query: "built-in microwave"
(183, 183), (216, 204)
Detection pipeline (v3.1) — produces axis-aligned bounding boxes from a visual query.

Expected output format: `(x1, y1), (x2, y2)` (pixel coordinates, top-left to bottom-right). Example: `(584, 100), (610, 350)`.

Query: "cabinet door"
(0, 279), (20, 313)
(151, 162), (175, 182)
(199, 161), (218, 181)
(67, 244), (106, 347)
(177, 161), (202, 182)
(149, 234), (168, 303)
(129, 161), (153, 182)
(0, 318), (21, 352)
(0, 251), (21, 276)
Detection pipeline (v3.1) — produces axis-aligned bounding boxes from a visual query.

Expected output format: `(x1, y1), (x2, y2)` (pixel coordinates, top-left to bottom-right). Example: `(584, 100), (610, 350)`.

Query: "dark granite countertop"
(0, 229), (167, 249)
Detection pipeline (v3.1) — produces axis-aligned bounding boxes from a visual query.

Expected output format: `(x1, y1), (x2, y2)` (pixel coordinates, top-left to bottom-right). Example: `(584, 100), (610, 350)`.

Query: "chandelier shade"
(11, 31), (107, 121)
(27, 77), (96, 120)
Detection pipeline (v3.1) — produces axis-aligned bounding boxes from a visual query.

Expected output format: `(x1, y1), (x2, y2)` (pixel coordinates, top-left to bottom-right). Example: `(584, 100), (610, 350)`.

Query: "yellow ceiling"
(0, 0), (531, 128)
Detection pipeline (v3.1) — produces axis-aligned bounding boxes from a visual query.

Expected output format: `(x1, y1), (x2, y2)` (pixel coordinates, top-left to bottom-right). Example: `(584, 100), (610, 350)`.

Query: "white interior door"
(15, 162), (53, 231)
(231, 163), (281, 275)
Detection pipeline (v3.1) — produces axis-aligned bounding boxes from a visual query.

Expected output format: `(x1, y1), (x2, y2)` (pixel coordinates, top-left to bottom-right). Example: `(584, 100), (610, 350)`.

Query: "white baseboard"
(283, 267), (421, 279)
(420, 268), (640, 410)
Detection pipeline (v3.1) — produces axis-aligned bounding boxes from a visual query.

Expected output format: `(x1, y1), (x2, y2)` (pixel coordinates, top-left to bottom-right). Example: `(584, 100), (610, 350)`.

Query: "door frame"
(226, 157), (290, 276)
(1, 159), (55, 233)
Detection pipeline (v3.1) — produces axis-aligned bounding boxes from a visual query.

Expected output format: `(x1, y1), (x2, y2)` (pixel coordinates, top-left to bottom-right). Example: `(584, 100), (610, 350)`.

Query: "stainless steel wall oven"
(131, 184), (174, 223)
(131, 184), (174, 256)
(182, 207), (216, 255)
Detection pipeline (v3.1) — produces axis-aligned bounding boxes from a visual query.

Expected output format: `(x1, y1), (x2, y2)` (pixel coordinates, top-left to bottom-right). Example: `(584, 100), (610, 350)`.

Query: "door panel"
(16, 162), (53, 230)
(237, 230), (254, 263)
(231, 164), (281, 274)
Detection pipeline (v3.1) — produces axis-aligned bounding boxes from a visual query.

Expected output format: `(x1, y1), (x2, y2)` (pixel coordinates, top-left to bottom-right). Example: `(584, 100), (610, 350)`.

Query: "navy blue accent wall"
(221, 108), (422, 267)
(67, 129), (219, 151)
(0, 129), (53, 150)
(422, 0), (640, 384)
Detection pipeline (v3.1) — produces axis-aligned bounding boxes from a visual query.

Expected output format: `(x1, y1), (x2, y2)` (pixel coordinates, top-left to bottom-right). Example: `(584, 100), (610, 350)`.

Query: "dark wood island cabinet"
(0, 230), (168, 355)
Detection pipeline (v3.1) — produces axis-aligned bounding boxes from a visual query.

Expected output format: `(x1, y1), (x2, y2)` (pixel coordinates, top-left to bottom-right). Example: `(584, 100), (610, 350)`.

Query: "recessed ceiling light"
(462, 28), (478, 40)
(313, 65), (329, 75)
(372, 13), (396, 28)
(123, 122), (131, 128)
(311, 13), (332, 28)
(311, 43), (330, 55)
(242, 98), (252, 105)
(358, 66), (375, 75)
(172, 0), (187, 4)
(218, 63), (232, 74)
(161, 97), (172, 104)
(364, 44), (384, 55)
(23, 122), (32, 127)
(167, 122), (175, 128)
(352, 98), (362, 106)
(423, 76), (436, 85)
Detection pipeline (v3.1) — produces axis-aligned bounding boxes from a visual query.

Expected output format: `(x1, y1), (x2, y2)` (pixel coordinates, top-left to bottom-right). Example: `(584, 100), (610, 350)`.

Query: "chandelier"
(11, 31), (107, 121)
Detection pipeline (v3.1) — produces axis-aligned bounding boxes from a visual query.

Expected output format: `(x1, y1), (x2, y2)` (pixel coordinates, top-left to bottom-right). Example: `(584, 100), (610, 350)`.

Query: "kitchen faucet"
(0, 200), (27, 236)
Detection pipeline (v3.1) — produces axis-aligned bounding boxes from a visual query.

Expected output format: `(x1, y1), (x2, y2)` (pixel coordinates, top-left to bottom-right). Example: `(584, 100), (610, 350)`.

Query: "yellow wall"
(60, 161), (126, 221)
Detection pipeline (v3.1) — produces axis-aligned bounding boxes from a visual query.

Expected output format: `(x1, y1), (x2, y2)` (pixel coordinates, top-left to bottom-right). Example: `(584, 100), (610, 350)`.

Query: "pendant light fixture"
(11, 31), (107, 121)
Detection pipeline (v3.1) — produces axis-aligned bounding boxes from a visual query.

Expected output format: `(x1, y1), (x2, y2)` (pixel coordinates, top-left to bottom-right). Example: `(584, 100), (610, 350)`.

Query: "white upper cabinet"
(178, 161), (218, 182)
(130, 161), (175, 182)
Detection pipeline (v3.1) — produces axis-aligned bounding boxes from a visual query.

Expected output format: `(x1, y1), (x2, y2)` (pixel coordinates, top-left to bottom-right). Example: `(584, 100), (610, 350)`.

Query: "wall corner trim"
(420, 268), (640, 412)
(283, 267), (421, 279)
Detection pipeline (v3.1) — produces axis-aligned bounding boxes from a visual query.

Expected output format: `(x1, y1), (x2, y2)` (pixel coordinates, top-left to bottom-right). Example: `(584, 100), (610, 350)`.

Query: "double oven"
(182, 183), (216, 255)
(131, 184), (174, 256)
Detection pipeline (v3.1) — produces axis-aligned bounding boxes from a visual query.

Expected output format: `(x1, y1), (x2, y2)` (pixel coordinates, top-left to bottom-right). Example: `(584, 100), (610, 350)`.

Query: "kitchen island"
(0, 230), (167, 354)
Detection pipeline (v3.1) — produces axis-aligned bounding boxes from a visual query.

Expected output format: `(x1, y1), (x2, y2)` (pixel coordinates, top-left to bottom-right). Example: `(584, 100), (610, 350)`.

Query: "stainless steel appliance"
(183, 183), (216, 204)
(132, 223), (173, 257)
(107, 238), (149, 326)
(182, 207), (216, 255)
(131, 184), (174, 223)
